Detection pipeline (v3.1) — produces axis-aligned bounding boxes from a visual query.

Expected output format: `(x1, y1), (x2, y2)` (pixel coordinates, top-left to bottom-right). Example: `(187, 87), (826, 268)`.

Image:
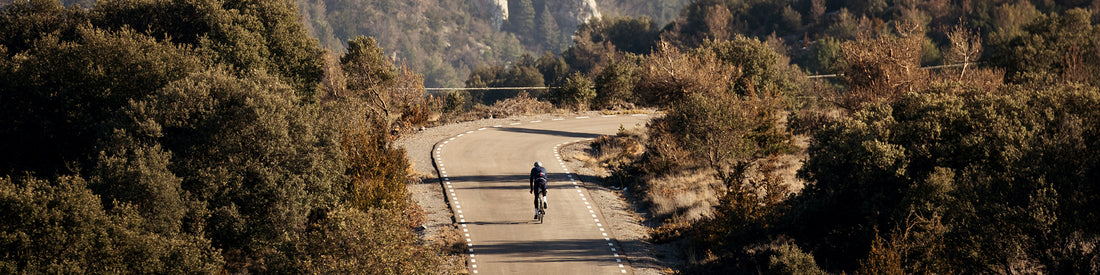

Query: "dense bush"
(0, 175), (221, 273)
(793, 84), (1100, 272)
(0, 0), (447, 272)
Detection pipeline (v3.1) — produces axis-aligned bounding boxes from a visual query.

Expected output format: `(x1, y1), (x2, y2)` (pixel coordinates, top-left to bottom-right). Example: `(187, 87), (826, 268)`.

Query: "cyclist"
(530, 161), (548, 219)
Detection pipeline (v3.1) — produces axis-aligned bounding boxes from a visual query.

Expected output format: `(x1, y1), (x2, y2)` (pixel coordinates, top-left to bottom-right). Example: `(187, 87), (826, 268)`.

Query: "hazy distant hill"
(294, 0), (685, 87)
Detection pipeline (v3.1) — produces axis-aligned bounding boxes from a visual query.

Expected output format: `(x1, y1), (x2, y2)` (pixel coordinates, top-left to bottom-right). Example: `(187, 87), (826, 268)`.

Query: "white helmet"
(534, 161), (542, 167)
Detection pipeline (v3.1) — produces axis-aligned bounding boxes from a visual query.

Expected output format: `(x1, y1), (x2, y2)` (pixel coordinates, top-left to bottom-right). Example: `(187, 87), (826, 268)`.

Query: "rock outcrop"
(472, 0), (510, 30)
(473, 0), (600, 32)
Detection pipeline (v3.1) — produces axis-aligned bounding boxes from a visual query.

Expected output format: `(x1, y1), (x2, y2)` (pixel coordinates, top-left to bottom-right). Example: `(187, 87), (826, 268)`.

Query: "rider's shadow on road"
(440, 175), (581, 190)
(497, 127), (602, 139)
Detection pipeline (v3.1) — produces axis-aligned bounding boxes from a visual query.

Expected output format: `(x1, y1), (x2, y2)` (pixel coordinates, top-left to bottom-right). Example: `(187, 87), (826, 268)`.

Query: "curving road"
(432, 114), (652, 274)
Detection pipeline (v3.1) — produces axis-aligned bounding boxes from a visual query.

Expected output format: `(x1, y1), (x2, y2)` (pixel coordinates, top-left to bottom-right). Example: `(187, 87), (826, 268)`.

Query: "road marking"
(632, 114), (649, 117)
(492, 125), (502, 128)
(466, 131), (474, 134)
(576, 116), (589, 119)
(435, 137), (481, 275)
(530, 120), (542, 123)
(510, 122), (521, 125)
(477, 128), (487, 130)
(553, 118), (565, 120)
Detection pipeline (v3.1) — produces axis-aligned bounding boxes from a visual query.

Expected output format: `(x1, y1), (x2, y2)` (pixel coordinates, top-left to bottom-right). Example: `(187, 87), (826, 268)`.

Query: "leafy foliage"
(794, 84), (1100, 272)
(551, 72), (596, 110)
(0, 0), (448, 272)
(991, 8), (1100, 86)
(0, 175), (222, 273)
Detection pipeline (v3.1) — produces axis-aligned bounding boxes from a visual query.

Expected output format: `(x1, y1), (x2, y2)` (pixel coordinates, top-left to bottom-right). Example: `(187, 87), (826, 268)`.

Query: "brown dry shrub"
(635, 41), (741, 106)
(838, 21), (928, 109)
(488, 91), (554, 116)
(445, 92), (556, 122)
(341, 118), (412, 211)
(584, 127), (647, 174)
(788, 107), (844, 135)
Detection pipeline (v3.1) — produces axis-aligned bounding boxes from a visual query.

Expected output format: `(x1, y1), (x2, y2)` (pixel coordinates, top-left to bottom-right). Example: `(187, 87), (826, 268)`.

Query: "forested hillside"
(292, 0), (685, 87)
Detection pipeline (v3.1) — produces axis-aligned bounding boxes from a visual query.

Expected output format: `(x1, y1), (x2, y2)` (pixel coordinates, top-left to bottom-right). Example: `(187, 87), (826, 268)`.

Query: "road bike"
(536, 195), (547, 223)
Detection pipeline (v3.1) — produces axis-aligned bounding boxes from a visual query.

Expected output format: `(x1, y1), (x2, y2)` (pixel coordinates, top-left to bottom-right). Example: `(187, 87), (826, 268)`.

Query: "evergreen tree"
(536, 2), (562, 53)
(508, 0), (536, 44)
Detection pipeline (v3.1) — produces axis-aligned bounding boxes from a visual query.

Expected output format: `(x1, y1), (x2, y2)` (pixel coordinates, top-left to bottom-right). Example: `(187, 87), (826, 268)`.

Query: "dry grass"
(643, 168), (724, 224)
(575, 128), (646, 175)
(599, 109), (649, 115)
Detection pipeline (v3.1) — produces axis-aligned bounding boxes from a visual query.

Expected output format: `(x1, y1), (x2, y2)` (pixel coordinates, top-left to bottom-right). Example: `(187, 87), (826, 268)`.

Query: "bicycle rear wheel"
(537, 196), (546, 223)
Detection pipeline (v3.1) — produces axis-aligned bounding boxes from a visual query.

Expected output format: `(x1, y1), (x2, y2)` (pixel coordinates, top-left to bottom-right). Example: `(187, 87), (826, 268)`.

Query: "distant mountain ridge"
(293, 0), (665, 87)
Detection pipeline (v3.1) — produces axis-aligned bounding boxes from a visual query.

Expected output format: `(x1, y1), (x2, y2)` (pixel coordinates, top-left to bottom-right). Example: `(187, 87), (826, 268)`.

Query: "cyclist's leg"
(541, 189), (548, 208)
(533, 194), (539, 218)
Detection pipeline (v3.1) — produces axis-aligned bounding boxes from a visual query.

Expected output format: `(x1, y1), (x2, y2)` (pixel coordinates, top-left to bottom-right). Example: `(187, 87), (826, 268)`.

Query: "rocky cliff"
(474, 0), (600, 31)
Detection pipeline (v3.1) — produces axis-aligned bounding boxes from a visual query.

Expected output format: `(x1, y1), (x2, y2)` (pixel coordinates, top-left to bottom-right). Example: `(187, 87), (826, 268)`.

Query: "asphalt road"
(432, 114), (652, 274)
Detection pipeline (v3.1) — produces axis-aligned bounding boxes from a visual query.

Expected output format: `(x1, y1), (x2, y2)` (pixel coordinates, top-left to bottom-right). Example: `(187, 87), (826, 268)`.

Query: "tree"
(837, 21), (926, 108)
(536, 51), (570, 87)
(535, 2), (563, 53)
(92, 0), (325, 100)
(508, 0), (536, 43)
(0, 24), (202, 176)
(991, 8), (1100, 86)
(342, 36), (400, 119)
(551, 72), (595, 110)
(634, 41), (738, 106)
(0, 175), (222, 273)
(793, 84), (1100, 273)
(124, 68), (345, 272)
(697, 35), (803, 99)
(593, 57), (639, 109)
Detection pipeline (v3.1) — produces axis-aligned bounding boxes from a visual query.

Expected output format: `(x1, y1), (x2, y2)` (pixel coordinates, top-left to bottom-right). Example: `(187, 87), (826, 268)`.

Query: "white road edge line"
(436, 136), (479, 274)
(553, 140), (629, 274)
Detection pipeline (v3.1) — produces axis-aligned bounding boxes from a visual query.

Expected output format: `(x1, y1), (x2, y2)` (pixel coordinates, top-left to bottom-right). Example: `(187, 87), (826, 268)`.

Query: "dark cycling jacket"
(530, 166), (548, 192)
